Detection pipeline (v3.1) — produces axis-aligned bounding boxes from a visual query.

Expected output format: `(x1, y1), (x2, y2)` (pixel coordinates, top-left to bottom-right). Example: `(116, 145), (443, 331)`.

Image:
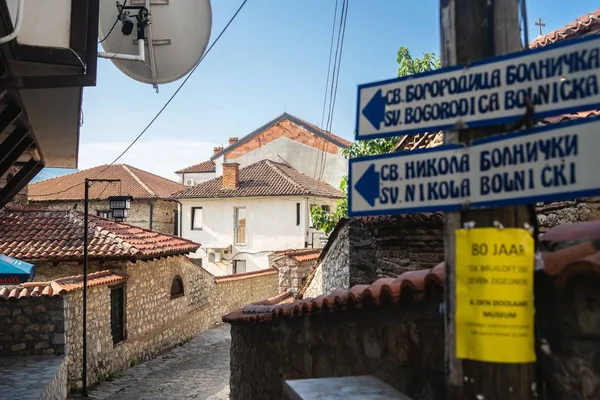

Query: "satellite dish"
(98, 0), (212, 87)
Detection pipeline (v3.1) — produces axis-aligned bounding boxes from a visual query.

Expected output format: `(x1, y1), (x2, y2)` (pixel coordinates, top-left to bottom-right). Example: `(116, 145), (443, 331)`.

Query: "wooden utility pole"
(440, 0), (537, 399)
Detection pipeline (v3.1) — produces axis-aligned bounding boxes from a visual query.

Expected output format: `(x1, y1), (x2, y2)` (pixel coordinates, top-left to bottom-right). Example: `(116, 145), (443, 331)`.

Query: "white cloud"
(78, 139), (218, 181)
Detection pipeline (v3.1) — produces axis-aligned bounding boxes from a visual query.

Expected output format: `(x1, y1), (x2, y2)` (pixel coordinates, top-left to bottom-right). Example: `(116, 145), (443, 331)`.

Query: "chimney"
(228, 137), (238, 146)
(222, 163), (240, 190)
(213, 146), (224, 155)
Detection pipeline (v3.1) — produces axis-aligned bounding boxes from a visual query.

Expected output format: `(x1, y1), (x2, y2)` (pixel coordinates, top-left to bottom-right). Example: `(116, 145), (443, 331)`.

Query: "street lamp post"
(82, 178), (120, 396)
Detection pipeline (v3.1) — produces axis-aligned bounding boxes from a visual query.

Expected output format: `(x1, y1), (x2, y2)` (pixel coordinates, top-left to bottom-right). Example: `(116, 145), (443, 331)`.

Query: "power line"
(313, 0), (340, 182)
(33, 0), (249, 198)
(317, 0), (348, 184)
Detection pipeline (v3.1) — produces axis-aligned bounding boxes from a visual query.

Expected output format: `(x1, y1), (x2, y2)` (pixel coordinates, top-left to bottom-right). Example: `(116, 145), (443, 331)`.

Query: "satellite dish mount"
(98, 1), (158, 90)
(98, 0), (212, 92)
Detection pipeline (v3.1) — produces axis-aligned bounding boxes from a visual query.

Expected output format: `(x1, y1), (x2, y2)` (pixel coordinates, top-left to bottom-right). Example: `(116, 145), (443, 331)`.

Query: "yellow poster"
(455, 228), (536, 363)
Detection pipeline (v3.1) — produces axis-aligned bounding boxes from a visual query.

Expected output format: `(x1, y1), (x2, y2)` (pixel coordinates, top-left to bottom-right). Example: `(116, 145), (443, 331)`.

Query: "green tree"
(311, 47), (441, 235)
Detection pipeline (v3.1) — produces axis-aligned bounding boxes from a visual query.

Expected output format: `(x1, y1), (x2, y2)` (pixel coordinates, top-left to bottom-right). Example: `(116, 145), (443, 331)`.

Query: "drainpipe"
(148, 201), (154, 230)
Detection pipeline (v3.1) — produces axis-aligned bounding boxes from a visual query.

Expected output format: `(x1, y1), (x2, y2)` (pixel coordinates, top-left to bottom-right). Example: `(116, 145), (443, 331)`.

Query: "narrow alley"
(76, 324), (231, 400)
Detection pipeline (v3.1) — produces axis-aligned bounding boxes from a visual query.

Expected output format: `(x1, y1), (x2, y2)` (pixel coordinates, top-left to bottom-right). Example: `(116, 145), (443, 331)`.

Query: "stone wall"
(33, 260), (123, 282)
(229, 299), (445, 400)
(42, 357), (68, 400)
(64, 257), (278, 388)
(28, 199), (177, 235)
(0, 166), (28, 210)
(269, 254), (317, 295)
(0, 296), (67, 356)
(537, 198), (600, 231)
(302, 215), (444, 298)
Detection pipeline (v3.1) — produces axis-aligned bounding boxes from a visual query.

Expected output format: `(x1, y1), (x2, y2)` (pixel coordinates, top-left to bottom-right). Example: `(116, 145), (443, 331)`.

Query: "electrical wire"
(317, 0), (348, 183)
(98, 0), (128, 44)
(313, 0), (341, 182)
(32, 0), (249, 199)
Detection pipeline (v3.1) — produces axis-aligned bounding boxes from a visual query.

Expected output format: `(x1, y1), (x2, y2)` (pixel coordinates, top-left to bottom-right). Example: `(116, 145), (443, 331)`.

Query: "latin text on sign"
(349, 115), (600, 217)
(355, 34), (600, 140)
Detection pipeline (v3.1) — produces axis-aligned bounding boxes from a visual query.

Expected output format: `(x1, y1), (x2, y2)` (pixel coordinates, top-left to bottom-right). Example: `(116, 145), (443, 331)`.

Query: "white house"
(173, 159), (344, 274)
(174, 113), (351, 189)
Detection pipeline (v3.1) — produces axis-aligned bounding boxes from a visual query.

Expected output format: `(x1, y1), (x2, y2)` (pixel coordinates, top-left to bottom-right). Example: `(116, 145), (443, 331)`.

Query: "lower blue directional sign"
(349, 116), (600, 217)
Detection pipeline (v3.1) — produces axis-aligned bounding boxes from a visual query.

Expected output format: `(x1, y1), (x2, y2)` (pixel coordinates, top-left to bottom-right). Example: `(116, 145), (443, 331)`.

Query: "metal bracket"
(493, 220), (504, 230)
(463, 221), (476, 229)
(508, 97), (535, 131)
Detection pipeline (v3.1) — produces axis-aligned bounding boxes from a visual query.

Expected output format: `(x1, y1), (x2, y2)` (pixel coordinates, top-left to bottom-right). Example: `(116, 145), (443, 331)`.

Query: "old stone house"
(0, 208), (279, 390)
(27, 164), (184, 235)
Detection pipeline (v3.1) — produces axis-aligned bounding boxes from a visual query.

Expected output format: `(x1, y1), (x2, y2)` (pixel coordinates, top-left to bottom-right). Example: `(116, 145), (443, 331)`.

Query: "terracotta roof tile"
(530, 8), (600, 49)
(0, 270), (128, 300)
(174, 160), (344, 199)
(175, 160), (216, 174)
(223, 222), (600, 324)
(29, 164), (184, 201)
(0, 209), (200, 262)
(214, 268), (278, 284)
(274, 249), (321, 262)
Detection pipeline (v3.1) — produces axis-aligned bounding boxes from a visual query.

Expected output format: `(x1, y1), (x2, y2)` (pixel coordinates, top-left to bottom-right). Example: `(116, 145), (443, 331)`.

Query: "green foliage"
(310, 47), (441, 236)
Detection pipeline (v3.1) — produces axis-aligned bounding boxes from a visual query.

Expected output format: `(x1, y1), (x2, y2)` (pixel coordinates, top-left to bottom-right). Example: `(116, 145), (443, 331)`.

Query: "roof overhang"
(0, 0), (100, 207)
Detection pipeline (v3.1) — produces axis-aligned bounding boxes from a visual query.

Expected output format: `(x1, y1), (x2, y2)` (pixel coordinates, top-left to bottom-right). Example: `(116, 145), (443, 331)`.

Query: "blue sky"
(42, 0), (599, 182)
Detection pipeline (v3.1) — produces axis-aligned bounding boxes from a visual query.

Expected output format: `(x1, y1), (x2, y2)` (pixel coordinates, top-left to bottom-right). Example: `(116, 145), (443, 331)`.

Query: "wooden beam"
(440, 0), (537, 399)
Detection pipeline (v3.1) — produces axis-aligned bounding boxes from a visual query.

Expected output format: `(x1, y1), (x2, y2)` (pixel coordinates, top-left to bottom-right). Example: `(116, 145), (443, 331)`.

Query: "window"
(110, 286), (125, 345)
(296, 203), (301, 226)
(97, 210), (113, 219)
(170, 276), (184, 298)
(233, 260), (246, 274)
(234, 206), (246, 245)
(191, 207), (203, 230)
(310, 204), (330, 228)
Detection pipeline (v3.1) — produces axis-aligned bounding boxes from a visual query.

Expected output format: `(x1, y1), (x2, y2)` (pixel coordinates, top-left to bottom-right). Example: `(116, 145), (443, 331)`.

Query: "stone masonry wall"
(302, 216), (444, 299)
(349, 216), (444, 286)
(0, 296), (67, 356)
(270, 255), (316, 295)
(65, 256), (278, 388)
(33, 260), (123, 282)
(537, 198), (600, 231)
(229, 299), (445, 400)
(28, 199), (177, 235)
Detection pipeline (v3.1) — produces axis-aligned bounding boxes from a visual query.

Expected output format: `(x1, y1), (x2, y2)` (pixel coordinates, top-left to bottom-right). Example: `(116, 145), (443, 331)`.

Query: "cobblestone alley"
(74, 324), (231, 400)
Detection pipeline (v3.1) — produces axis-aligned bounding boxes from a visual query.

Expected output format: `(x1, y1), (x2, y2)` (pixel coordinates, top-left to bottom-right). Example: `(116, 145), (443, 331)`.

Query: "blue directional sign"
(349, 116), (600, 217)
(356, 34), (600, 140)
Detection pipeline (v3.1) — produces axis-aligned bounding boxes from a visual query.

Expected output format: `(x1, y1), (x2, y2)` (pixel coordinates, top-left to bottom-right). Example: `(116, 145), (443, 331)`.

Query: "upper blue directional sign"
(355, 34), (600, 140)
(349, 116), (600, 217)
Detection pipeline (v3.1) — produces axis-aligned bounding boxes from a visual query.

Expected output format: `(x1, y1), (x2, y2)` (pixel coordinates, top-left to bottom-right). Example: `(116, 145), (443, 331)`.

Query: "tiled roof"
(0, 270), (128, 300)
(530, 8), (600, 49)
(173, 160), (344, 199)
(223, 221), (600, 324)
(175, 160), (216, 174)
(211, 112), (351, 160)
(28, 164), (184, 201)
(0, 209), (200, 262)
(214, 268), (278, 284)
(274, 249), (321, 262)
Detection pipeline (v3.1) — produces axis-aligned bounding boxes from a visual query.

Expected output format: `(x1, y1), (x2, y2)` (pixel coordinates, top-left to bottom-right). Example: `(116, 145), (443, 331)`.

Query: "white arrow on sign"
(356, 34), (600, 140)
(349, 116), (600, 217)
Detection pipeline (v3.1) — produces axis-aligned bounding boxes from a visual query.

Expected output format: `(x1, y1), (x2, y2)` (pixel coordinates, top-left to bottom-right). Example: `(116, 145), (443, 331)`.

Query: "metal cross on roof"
(535, 17), (546, 36)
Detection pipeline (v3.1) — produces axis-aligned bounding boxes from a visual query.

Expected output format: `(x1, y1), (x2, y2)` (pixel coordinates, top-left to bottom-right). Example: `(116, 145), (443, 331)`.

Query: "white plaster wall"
(217, 137), (347, 189)
(7, 0), (71, 48)
(214, 155), (224, 176)
(180, 196), (334, 272)
(179, 172), (216, 186)
(180, 196), (306, 271)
